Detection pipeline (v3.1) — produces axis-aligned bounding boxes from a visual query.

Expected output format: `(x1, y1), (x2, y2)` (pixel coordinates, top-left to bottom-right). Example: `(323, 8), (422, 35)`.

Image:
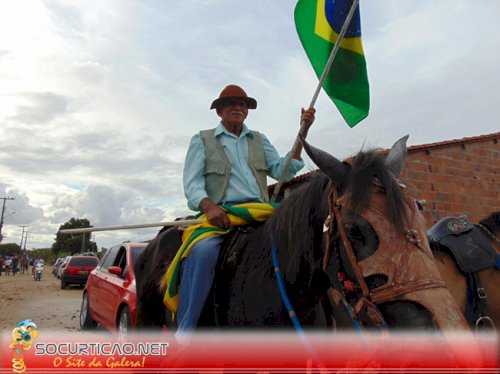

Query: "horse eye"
(346, 224), (364, 241)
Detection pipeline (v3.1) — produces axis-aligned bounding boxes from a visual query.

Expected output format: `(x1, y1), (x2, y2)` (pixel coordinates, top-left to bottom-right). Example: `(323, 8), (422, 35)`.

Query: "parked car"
(56, 256), (72, 279)
(60, 256), (98, 289)
(52, 258), (64, 276)
(80, 242), (147, 335)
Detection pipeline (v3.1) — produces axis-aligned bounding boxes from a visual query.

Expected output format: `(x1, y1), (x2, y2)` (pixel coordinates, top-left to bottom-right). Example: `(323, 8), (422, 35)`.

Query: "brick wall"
(401, 132), (499, 226)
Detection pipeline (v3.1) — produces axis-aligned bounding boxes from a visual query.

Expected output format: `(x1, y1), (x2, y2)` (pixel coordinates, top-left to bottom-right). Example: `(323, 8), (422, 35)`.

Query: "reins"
(270, 234), (329, 367)
(269, 181), (373, 343)
(271, 231), (373, 366)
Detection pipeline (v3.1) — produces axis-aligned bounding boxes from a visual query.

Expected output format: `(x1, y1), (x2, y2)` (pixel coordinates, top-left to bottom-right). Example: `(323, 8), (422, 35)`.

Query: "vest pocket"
(204, 165), (227, 175)
(204, 164), (228, 205)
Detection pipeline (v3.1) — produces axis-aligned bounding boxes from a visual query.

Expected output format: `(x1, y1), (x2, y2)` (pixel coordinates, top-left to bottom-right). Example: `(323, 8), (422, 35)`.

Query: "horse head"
(300, 135), (469, 331)
(300, 134), (411, 260)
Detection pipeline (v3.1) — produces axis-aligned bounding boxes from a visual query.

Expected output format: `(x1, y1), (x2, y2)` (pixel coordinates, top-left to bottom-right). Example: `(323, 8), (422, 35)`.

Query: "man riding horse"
(136, 132), (474, 335)
(20, 252), (29, 274)
(175, 84), (315, 339)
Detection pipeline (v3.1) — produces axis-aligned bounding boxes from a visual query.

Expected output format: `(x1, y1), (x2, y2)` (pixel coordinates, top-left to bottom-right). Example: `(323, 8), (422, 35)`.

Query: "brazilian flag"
(295, 0), (369, 127)
(162, 202), (277, 317)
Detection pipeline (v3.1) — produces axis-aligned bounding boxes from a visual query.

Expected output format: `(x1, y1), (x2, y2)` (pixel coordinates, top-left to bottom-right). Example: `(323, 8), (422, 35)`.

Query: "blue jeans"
(176, 235), (224, 338)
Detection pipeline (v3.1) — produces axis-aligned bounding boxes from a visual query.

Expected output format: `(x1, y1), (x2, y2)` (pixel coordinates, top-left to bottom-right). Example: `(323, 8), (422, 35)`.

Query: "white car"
(52, 257), (64, 276)
(56, 256), (72, 279)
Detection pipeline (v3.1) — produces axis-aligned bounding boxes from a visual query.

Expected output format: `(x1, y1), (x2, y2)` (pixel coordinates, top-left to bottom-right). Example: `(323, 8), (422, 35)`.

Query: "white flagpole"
(270, 0), (360, 202)
(58, 219), (203, 235)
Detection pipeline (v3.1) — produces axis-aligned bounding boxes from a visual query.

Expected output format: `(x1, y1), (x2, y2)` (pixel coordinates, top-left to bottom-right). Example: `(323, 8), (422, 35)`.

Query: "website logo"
(9, 319), (39, 373)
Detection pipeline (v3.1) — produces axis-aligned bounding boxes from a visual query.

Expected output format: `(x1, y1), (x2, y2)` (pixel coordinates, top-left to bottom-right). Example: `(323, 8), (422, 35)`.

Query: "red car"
(80, 242), (147, 335)
(61, 256), (98, 288)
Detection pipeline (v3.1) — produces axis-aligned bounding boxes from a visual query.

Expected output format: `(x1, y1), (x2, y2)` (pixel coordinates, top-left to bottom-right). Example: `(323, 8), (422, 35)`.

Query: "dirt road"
(0, 266), (83, 332)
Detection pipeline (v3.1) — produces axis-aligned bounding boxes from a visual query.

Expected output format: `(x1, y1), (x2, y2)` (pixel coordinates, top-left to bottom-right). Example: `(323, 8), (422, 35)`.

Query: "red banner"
(1, 329), (498, 373)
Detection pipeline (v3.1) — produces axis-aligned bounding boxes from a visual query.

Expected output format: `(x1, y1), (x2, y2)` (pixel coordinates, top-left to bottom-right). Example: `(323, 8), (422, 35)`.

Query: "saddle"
(427, 216), (496, 273)
(428, 216), (497, 330)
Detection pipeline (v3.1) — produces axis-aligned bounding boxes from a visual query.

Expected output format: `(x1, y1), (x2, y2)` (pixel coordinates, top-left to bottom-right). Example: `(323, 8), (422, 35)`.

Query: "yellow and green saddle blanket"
(162, 202), (277, 317)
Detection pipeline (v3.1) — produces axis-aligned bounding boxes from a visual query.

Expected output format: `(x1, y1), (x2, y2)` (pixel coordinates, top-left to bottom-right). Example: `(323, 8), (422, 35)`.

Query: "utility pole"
(0, 197), (15, 243)
(23, 233), (29, 251)
(19, 225), (29, 251)
(81, 233), (86, 253)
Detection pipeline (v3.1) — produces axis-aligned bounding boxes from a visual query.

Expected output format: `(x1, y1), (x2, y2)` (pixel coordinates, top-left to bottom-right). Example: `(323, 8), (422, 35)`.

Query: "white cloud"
(7, 92), (68, 124)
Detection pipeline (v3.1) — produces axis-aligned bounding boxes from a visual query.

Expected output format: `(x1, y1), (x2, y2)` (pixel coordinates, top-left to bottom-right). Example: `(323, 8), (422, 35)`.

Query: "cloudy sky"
(1, 0), (499, 250)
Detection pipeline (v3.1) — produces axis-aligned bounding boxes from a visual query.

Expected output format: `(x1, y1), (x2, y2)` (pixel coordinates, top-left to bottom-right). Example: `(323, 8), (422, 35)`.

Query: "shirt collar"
(215, 122), (253, 139)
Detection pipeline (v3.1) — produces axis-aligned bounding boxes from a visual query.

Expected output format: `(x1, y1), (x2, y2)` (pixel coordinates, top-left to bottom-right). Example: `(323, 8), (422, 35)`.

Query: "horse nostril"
(365, 274), (388, 289)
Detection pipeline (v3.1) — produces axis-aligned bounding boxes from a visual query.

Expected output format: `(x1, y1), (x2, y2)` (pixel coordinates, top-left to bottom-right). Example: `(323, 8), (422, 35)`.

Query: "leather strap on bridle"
(325, 185), (387, 328)
(328, 186), (371, 299)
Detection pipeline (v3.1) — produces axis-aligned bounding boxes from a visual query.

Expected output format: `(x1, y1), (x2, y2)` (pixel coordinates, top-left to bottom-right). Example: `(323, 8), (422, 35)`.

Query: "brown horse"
(428, 212), (500, 332)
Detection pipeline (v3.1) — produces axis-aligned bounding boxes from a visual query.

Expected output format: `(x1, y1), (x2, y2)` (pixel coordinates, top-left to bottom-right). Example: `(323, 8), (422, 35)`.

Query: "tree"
(52, 218), (98, 255)
(0, 243), (21, 258)
(30, 247), (56, 263)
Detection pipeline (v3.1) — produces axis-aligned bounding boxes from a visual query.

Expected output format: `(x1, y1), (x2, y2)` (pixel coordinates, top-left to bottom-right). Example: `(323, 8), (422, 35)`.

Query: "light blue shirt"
(183, 122), (305, 211)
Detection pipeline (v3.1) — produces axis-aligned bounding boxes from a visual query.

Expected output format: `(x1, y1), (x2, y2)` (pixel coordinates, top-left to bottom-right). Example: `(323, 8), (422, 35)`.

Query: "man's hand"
(293, 107), (316, 160)
(199, 198), (230, 229)
(301, 107), (316, 133)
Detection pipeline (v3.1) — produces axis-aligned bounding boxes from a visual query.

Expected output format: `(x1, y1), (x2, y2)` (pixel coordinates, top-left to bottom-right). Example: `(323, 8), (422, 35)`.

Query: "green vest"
(200, 128), (269, 205)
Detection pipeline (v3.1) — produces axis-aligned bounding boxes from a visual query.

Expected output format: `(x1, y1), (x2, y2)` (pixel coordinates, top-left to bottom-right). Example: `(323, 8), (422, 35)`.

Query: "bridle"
(323, 180), (447, 328)
(323, 183), (387, 327)
(272, 173), (466, 333)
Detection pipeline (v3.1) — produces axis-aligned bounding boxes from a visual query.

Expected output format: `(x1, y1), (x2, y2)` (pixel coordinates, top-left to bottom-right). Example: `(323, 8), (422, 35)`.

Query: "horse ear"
(300, 134), (348, 183)
(386, 135), (409, 177)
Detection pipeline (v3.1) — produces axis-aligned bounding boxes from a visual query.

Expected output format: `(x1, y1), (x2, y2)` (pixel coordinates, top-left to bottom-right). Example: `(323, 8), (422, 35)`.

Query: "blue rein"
(270, 233), (370, 360)
(270, 233), (306, 333)
(270, 233), (323, 365)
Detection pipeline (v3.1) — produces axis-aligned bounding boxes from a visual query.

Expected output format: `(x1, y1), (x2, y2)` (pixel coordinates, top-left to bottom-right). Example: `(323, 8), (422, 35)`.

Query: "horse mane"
(345, 149), (408, 234)
(266, 172), (330, 280)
